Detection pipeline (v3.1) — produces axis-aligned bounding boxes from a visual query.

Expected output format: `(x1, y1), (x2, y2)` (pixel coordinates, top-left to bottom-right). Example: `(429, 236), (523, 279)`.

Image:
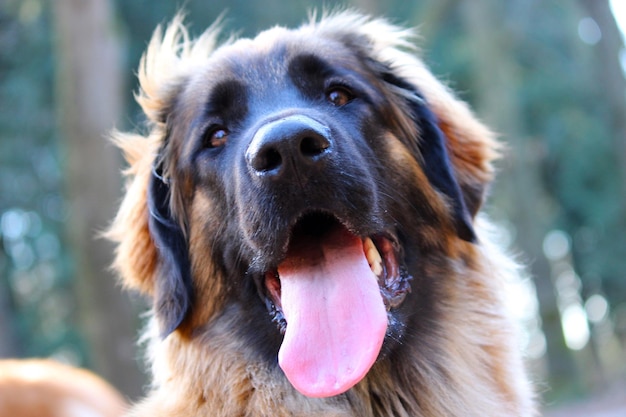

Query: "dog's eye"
(326, 87), (354, 107)
(205, 126), (229, 148)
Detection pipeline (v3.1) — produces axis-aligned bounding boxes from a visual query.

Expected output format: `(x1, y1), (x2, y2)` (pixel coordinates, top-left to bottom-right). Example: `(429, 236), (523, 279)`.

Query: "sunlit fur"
(108, 11), (536, 417)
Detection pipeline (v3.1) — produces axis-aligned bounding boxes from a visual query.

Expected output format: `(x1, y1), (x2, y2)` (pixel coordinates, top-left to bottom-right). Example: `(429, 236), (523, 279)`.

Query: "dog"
(108, 11), (536, 416)
(0, 359), (127, 417)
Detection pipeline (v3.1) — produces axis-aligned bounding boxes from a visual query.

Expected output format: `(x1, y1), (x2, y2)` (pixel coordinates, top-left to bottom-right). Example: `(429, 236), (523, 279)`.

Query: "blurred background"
(0, 0), (624, 414)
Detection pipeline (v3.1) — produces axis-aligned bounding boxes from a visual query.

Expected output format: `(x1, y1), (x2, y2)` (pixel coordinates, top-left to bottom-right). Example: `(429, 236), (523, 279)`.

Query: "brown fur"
(0, 359), (127, 417)
(108, 12), (536, 416)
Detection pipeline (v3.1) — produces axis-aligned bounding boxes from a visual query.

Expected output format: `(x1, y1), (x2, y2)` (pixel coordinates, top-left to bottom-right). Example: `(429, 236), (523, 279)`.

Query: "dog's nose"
(246, 115), (332, 178)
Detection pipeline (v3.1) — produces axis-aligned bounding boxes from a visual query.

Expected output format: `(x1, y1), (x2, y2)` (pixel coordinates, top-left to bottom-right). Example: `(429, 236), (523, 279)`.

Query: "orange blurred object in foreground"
(0, 359), (127, 417)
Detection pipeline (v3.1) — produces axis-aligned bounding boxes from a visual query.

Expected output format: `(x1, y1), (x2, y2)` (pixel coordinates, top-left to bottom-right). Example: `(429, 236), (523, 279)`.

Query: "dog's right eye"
(204, 126), (229, 149)
(326, 87), (354, 107)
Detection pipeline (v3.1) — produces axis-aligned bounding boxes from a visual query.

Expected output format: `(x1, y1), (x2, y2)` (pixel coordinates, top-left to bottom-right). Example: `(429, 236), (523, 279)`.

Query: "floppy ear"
(410, 93), (477, 242)
(379, 73), (477, 242)
(106, 133), (193, 337)
(418, 85), (499, 221)
(147, 164), (193, 336)
(372, 51), (499, 222)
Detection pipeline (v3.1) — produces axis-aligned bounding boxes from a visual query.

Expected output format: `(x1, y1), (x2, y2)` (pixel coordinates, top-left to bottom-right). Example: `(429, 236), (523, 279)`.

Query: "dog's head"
(109, 12), (498, 398)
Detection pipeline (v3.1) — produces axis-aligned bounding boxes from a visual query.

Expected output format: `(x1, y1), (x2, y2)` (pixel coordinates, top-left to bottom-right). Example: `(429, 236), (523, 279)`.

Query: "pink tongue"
(277, 227), (388, 398)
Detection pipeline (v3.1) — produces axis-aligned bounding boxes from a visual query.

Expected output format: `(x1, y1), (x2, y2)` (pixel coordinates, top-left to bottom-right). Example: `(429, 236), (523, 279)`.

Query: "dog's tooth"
(364, 237), (383, 277)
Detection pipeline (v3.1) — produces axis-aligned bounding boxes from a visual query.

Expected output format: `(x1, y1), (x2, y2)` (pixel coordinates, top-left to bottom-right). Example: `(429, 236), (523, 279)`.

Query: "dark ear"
(383, 73), (476, 242)
(148, 165), (193, 336)
(412, 97), (476, 242)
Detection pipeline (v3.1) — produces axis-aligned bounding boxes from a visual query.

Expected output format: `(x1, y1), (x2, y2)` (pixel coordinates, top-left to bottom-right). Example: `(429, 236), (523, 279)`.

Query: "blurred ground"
(545, 379), (626, 417)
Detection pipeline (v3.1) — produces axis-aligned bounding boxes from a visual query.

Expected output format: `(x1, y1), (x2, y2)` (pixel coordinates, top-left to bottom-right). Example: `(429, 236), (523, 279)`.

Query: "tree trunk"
(0, 264), (19, 357)
(52, 0), (144, 399)
(579, 0), (626, 201)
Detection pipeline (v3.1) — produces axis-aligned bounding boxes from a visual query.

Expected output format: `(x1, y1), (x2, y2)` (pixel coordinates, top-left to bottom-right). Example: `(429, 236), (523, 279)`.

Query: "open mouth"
(259, 212), (412, 398)
(264, 214), (411, 323)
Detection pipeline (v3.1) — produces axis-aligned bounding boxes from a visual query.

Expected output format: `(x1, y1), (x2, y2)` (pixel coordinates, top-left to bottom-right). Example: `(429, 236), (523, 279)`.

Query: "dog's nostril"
(255, 148), (282, 173)
(300, 135), (329, 158)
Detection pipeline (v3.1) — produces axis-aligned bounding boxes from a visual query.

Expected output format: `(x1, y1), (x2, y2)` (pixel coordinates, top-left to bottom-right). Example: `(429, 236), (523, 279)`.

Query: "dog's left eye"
(326, 87), (354, 107)
(204, 126), (229, 149)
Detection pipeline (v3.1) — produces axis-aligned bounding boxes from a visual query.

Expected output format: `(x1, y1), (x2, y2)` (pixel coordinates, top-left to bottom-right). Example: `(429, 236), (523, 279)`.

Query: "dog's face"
(111, 13), (498, 400)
